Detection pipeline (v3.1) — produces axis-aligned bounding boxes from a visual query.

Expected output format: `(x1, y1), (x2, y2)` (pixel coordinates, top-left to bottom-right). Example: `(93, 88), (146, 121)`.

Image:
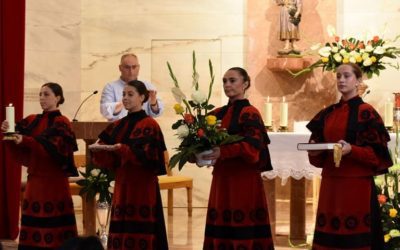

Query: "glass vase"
(96, 200), (111, 248)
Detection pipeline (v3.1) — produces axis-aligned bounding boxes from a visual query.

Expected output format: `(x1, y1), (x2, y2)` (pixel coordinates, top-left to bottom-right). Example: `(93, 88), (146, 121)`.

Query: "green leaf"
(172, 120), (183, 129)
(205, 104), (215, 110)
(76, 179), (87, 186)
(169, 152), (184, 169)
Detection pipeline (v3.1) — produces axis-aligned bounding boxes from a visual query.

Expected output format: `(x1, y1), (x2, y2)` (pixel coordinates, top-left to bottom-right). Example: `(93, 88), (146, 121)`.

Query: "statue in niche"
(276, 0), (302, 55)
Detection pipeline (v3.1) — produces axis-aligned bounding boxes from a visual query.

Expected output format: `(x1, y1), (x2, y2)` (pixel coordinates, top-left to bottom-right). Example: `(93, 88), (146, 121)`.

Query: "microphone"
(362, 90), (371, 98)
(72, 90), (98, 122)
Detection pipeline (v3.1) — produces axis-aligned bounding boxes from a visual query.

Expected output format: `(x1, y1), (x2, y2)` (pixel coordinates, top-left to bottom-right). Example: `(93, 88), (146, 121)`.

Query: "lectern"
(71, 121), (109, 236)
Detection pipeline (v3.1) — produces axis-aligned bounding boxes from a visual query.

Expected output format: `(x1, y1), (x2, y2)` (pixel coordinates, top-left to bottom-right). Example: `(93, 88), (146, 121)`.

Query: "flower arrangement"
(375, 164), (400, 247)
(167, 51), (242, 170)
(292, 27), (400, 78)
(76, 164), (115, 203)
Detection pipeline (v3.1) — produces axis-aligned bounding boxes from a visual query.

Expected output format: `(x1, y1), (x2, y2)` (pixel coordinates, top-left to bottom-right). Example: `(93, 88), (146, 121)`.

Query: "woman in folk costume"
(201, 67), (274, 250)
(1, 82), (78, 250)
(307, 63), (392, 249)
(91, 80), (168, 250)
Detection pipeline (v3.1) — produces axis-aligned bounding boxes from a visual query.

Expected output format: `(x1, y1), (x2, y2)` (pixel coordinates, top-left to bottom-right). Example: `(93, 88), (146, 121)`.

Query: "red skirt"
(107, 166), (168, 250)
(19, 175), (77, 250)
(312, 176), (383, 250)
(203, 165), (274, 250)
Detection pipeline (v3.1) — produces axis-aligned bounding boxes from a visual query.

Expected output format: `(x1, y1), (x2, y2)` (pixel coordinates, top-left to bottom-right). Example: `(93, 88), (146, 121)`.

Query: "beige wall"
(24, 0), (400, 207)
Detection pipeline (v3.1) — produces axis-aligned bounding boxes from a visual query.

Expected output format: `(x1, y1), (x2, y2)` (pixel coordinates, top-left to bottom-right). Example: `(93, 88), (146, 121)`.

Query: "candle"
(264, 96), (272, 127)
(6, 103), (15, 133)
(280, 97), (288, 127)
(384, 100), (394, 127)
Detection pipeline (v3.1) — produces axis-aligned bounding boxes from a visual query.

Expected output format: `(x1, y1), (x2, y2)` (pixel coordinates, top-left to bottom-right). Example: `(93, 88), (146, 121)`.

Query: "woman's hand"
(108, 143), (122, 151)
(203, 147), (221, 161)
(307, 140), (324, 156)
(13, 134), (23, 144)
(338, 140), (352, 155)
(1, 120), (9, 132)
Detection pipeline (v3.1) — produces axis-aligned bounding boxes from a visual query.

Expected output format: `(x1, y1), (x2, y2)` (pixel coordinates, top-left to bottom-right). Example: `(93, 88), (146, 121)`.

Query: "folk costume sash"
(98, 110), (167, 175)
(16, 110), (78, 176)
(215, 99), (273, 172)
(307, 96), (392, 175)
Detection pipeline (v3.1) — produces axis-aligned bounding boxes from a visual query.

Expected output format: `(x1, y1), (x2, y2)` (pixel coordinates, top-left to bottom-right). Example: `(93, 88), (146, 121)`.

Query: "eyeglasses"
(121, 64), (139, 70)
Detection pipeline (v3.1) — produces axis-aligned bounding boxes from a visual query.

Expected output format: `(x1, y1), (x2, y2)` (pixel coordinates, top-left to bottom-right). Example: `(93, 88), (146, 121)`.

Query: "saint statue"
(276, 0), (302, 55)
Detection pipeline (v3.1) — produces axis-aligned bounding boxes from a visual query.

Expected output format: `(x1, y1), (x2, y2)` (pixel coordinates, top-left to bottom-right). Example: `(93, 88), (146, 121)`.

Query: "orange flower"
(373, 36), (380, 43)
(378, 194), (387, 205)
(357, 42), (365, 49)
(184, 114), (195, 124)
(334, 36), (340, 43)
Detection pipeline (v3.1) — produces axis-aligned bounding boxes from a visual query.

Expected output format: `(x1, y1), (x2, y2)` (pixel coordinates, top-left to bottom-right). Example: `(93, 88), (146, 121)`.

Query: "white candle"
(6, 103), (15, 133)
(280, 97), (288, 127)
(264, 97), (272, 127)
(384, 100), (394, 127)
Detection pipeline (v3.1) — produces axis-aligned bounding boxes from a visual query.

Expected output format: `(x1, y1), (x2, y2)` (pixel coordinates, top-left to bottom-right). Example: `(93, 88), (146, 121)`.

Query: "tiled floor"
(1, 200), (315, 250)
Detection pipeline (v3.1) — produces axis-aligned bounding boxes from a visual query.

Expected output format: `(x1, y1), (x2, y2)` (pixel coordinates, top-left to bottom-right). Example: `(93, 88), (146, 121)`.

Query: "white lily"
(363, 58), (372, 66)
(374, 46), (385, 55)
(191, 90), (207, 104)
(171, 87), (187, 103)
(90, 169), (101, 177)
(318, 46), (332, 57)
(333, 53), (342, 63)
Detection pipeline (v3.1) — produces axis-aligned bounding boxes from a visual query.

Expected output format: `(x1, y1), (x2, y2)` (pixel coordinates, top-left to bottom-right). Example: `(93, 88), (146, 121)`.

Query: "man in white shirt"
(100, 53), (164, 121)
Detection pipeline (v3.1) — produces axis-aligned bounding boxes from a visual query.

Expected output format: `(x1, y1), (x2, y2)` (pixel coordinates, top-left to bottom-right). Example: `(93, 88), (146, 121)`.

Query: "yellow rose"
(384, 234), (391, 243)
(205, 115), (217, 125)
(370, 56), (377, 63)
(321, 57), (329, 63)
(173, 103), (184, 114)
(389, 208), (398, 218)
(355, 56), (363, 63)
(342, 58), (350, 63)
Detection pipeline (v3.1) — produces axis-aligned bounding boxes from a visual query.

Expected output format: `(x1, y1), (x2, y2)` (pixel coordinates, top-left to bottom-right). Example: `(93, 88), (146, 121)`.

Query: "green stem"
(207, 59), (215, 103)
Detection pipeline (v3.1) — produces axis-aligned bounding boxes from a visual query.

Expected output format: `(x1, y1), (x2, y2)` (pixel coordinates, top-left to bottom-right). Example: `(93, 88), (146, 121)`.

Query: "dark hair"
(338, 63), (363, 79)
(41, 82), (65, 106)
(227, 67), (251, 90)
(126, 80), (149, 104)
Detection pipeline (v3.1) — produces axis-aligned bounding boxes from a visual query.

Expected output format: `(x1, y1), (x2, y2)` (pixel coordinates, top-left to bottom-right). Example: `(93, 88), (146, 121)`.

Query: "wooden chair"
(158, 151), (193, 216)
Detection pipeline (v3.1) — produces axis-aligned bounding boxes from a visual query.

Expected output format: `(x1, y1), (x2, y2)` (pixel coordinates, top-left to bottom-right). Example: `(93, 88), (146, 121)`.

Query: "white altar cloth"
(262, 132), (396, 184)
(262, 132), (320, 184)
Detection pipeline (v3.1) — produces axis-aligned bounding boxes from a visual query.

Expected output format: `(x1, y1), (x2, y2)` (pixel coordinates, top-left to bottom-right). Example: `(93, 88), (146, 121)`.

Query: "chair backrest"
(164, 150), (173, 176)
(74, 154), (86, 168)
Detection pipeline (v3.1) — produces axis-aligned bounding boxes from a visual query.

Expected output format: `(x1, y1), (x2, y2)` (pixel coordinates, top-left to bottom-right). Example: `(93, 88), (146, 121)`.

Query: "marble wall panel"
(25, 0), (81, 118)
